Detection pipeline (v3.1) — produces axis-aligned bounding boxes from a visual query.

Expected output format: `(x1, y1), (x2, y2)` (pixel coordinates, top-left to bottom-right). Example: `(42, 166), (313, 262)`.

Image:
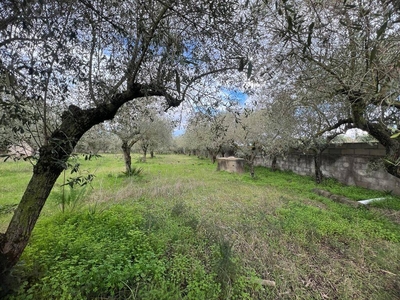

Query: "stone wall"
(254, 143), (400, 195)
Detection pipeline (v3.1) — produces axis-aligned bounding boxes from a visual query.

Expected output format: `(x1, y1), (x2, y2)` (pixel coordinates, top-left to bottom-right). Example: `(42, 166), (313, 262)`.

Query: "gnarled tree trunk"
(351, 101), (400, 177)
(0, 151), (64, 278)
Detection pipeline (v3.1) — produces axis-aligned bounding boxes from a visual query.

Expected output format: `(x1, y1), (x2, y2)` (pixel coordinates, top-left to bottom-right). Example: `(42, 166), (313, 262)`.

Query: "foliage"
(10, 206), (164, 299)
(260, 0), (400, 177)
(53, 155), (96, 212)
(52, 185), (88, 213)
(7, 203), (250, 299)
(122, 166), (143, 177)
(182, 112), (231, 162)
(0, 204), (17, 215)
(75, 124), (120, 154)
(277, 201), (400, 243)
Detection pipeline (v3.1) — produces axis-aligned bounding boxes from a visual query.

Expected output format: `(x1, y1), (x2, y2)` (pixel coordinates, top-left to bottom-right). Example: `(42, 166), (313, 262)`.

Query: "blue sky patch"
(221, 88), (248, 105)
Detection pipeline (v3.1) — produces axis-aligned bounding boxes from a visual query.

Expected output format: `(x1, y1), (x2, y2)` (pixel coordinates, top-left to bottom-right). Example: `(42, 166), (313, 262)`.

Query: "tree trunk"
(150, 150), (154, 158)
(314, 152), (323, 184)
(249, 154), (255, 178)
(250, 162), (255, 178)
(271, 156), (277, 171)
(0, 87), (147, 283)
(0, 128), (76, 287)
(364, 123), (400, 177)
(142, 146), (147, 162)
(121, 140), (132, 174)
(207, 148), (219, 164)
(351, 102), (400, 178)
(249, 146), (257, 178)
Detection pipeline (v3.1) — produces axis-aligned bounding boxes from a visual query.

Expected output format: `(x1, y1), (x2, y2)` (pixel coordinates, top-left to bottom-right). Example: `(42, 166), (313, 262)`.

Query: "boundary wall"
(253, 143), (400, 195)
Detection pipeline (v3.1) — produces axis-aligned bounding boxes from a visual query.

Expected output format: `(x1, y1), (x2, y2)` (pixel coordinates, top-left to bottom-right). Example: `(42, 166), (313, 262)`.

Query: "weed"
(0, 204), (17, 215)
(171, 201), (187, 217)
(213, 239), (237, 298)
(122, 166), (143, 177)
(53, 185), (88, 212)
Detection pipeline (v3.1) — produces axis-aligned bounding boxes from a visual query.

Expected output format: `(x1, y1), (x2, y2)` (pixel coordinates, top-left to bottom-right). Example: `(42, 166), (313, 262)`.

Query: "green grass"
(0, 160), (33, 232)
(1, 154), (400, 299)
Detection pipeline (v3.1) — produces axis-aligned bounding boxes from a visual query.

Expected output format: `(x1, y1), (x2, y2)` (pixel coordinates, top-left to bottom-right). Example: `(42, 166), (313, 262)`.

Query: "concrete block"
(217, 157), (245, 174)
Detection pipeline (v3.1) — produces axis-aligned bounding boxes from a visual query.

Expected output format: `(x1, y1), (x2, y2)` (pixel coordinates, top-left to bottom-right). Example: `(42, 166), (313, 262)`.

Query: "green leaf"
(247, 61), (253, 79)
(390, 132), (400, 139)
(238, 58), (245, 72)
(5, 73), (10, 87)
(377, 21), (388, 39)
(175, 70), (180, 94)
(307, 33), (312, 46)
(308, 22), (314, 32)
(287, 15), (293, 31)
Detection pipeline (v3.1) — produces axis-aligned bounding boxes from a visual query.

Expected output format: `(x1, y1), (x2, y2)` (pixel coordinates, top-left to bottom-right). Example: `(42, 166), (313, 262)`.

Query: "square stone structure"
(217, 157), (245, 174)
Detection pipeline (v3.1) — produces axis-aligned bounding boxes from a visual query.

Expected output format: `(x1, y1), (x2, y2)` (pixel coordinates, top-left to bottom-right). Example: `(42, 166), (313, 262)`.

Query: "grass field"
(1, 154), (399, 299)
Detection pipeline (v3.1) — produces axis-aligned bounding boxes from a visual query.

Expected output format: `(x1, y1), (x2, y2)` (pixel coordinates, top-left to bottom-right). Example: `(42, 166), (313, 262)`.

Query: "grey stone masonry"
(254, 143), (400, 195)
(217, 157), (245, 174)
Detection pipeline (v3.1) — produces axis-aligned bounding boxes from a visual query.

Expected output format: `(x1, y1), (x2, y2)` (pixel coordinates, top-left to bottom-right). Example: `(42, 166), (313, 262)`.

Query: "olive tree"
(134, 115), (173, 160)
(183, 111), (231, 162)
(0, 0), (257, 279)
(75, 124), (120, 154)
(227, 97), (296, 177)
(265, 0), (400, 177)
(110, 100), (153, 173)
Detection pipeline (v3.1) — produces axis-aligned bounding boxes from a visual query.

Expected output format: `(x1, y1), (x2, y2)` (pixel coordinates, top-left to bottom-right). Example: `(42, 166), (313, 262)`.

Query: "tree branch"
(315, 118), (353, 137)
(128, 2), (172, 86)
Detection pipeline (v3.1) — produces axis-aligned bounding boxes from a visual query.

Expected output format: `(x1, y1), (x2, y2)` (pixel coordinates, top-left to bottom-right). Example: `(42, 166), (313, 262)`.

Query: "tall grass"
(1, 154), (399, 299)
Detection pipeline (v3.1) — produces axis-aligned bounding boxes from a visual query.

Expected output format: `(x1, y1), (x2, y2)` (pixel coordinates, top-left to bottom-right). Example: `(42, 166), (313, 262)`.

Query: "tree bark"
(142, 146), (147, 161)
(150, 150), (154, 158)
(350, 100), (400, 178)
(207, 147), (220, 164)
(0, 87), (147, 281)
(271, 156), (277, 171)
(250, 162), (255, 178)
(0, 160), (62, 277)
(121, 140), (132, 174)
(314, 152), (323, 184)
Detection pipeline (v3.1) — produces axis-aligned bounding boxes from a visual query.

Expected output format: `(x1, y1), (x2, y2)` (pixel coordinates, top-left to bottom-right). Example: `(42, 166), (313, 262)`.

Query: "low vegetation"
(1, 154), (399, 299)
